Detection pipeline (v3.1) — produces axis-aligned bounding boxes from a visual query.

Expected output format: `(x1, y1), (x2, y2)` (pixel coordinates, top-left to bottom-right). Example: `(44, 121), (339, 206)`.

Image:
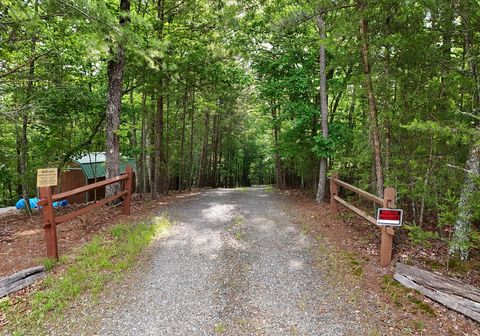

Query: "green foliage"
(404, 224), (439, 247)
(42, 258), (58, 272)
(0, 0), (479, 258)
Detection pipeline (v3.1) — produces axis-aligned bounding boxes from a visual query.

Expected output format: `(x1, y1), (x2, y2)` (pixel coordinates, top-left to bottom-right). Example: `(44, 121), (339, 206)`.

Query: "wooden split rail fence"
(329, 172), (396, 267)
(38, 166), (133, 260)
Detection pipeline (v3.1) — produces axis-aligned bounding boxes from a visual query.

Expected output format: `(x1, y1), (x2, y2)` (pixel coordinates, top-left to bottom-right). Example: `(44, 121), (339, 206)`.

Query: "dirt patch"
(0, 191), (200, 279)
(280, 189), (480, 335)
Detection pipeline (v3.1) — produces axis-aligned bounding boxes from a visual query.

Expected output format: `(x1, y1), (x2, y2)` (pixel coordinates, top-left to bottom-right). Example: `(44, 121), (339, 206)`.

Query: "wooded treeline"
(241, 0), (480, 258)
(0, 0), (272, 206)
(0, 0), (479, 258)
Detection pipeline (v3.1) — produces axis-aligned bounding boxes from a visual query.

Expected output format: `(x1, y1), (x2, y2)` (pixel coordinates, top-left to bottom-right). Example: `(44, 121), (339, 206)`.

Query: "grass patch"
(41, 258), (58, 272)
(229, 215), (244, 240)
(448, 258), (472, 273)
(233, 215), (244, 226)
(412, 319), (425, 331)
(408, 296), (437, 316)
(264, 185), (273, 192)
(2, 216), (171, 335)
(381, 275), (436, 316)
(339, 251), (366, 277)
(214, 323), (226, 334)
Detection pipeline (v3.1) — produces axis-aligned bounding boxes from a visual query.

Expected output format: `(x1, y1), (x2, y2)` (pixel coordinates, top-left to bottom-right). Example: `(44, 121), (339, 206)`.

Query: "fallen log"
(394, 263), (480, 323)
(0, 266), (46, 298)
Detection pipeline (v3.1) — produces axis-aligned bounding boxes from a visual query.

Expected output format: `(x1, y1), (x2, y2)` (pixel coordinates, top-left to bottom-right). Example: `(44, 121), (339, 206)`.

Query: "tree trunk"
(138, 92), (147, 194)
(450, 141), (480, 260)
(450, 9), (480, 260)
(348, 85), (356, 129)
(315, 13), (329, 203)
(188, 89), (195, 190)
(20, 106), (29, 210)
(271, 104), (284, 189)
(211, 114), (221, 188)
(178, 84), (188, 191)
(148, 95), (156, 194)
(198, 110), (210, 188)
(15, 129), (22, 198)
(130, 87), (136, 150)
(152, 0), (165, 198)
(105, 0), (130, 198)
(164, 92), (170, 193)
(154, 92), (165, 196)
(19, 0), (40, 211)
(359, 14), (384, 197)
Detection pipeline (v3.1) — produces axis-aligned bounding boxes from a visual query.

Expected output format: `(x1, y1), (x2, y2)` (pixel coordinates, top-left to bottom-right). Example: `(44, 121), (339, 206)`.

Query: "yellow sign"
(37, 168), (58, 188)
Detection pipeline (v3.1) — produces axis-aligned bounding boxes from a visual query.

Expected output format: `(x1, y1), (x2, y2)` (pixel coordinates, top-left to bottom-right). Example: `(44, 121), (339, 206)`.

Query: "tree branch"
(58, 112), (106, 171)
(0, 49), (52, 79)
(123, 82), (144, 95)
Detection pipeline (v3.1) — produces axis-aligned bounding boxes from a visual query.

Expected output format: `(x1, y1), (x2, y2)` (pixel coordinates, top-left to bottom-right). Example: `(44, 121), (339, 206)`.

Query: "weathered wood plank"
(394, 263), (480, 322)
(0, 266), (45, 287)
(0, 266), (46, 298)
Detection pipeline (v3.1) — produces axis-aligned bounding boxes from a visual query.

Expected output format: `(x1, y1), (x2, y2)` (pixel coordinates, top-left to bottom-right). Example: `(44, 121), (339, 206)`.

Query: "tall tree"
(105, 0), (131, 198)
(450, 4), (480, 260)
(358, 2), (384, 197)
(315, 11), (329, 202)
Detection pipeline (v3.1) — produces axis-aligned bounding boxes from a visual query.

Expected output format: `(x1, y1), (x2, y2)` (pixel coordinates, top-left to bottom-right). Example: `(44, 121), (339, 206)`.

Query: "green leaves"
(312, 122), (351, 158)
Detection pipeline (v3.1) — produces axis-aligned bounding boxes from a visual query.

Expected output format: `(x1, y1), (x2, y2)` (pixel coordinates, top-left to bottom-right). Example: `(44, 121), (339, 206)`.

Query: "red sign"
(376, 208), (403, 226)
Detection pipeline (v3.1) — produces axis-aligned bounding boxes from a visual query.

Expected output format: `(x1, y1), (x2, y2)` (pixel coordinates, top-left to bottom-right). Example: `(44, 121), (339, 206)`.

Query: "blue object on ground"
(53, 199), (68, 208)
(15, 198), (38, 209)
(15, 197), (68, 209)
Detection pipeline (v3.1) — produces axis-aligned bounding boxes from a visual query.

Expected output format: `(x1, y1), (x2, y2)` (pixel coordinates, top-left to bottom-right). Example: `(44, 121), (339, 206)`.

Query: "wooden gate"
(37, 166), (133, 260)
(329, 172), (396, 267)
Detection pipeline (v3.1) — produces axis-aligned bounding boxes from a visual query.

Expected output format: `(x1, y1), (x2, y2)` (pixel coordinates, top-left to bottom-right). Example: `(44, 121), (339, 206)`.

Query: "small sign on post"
(376, 208), (403, 227)
(37, 168), (58, 188)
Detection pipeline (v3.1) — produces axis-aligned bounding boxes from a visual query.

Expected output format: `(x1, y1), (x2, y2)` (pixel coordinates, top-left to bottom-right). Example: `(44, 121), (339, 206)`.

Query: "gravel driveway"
(59, 187), (369, 335)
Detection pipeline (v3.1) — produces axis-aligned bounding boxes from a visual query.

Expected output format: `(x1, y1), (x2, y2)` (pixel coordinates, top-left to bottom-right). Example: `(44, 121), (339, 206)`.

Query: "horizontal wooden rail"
(39, 166), (133, 260)
(332, 178), (384, 205)
(37, 174), (129, 206)
(46, 191), (128, 226)
(333, 195), (376, 224)
(330, 172), (397, 267)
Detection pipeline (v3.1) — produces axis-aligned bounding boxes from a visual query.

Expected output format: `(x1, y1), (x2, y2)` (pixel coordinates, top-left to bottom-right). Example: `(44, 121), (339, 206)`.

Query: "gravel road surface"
(59, 187), (369, 335)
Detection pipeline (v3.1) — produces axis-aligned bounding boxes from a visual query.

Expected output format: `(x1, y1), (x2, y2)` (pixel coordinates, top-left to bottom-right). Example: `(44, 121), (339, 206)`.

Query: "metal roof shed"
(59, 152), (136, 204)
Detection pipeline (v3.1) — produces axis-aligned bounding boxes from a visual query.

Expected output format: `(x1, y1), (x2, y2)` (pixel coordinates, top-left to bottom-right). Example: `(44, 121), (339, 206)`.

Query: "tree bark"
(198, 110), (210, 188)
(148, 95), (156, 194)
(315, 13), (329, 202)
(178, 84), (188, 191)
(130, 87), (136, 150)
(359, 14), (384, 197)
(450, 9), (480, 260)
(272, 104), (284, 189)
(211, 113), (221, 188)
(152, 0), (165, 198)
(15, 128), (22, 198)
(105, 0), (130, 198)
(138, 92), (147, 194)
(154, 92), (165, 196)
(188, 89), (195, 190)
(19, 0), (40, 211)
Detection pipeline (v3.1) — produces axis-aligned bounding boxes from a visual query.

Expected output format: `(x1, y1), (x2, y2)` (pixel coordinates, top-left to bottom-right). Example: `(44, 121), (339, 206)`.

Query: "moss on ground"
(381, 275), (436, 317)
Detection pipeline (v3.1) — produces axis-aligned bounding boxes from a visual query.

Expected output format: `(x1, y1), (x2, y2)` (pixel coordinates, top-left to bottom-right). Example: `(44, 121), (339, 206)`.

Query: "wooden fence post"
(330, 172), (339, 215)
(122, 165), (133, 215)
(380, 187), (396, 267)
(39, 186), (58, 260)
